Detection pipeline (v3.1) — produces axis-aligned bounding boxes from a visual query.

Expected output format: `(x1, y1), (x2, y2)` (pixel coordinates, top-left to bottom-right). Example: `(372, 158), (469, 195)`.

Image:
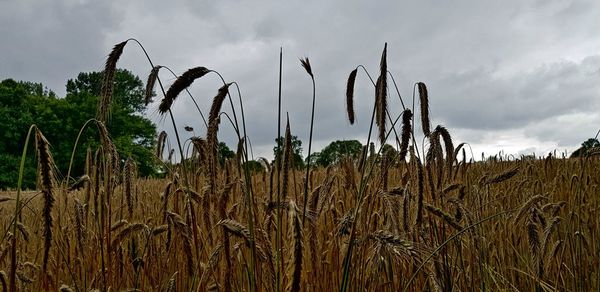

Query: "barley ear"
(35, 128), (56, 273)
(159, 67), (210, 114)
(415, 159), (424, 228)
(98, 40), (128, 122)
(206, 83), (231, 192)
(145, 65), (162, 105)
(375, 43), (388, 144)
(417, 82), (430, 136)
(398, 109), (413, 161)
(282, 118), (292, 200)
(157, 131), (167, 159)
(346, 68), (358, 124)
(299, 57), (313, 78)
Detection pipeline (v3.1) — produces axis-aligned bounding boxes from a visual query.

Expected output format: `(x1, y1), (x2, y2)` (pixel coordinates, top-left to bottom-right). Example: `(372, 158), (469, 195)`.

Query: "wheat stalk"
(35, 128), (56, 274)
(375, 43), (388, 144)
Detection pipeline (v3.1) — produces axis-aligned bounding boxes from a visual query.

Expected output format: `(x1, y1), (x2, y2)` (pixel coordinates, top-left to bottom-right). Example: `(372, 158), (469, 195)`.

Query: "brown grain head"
(398, 109), (413, 161)
(157, 131), (167, 158)
(417, 82), (430, 136)
(98, 40), (128, 122)
(145, 65), (162, 106)
(282, 118), (292, 200)
(35, 128), (56, 273)
(375, 43), (388, 144)
(159, 66), (210, 114)
(207, 83), (231, 191)
(346, 68), (358, 124)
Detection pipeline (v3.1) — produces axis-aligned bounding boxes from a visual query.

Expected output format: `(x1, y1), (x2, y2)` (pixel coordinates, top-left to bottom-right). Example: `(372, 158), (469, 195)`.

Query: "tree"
(381, 144), (398, 158)
(0, 69), (158, 189)
(571, 138), (600, 158)
(218, 142), (235, 165)
(60, 69), (157, 177)
(0, 79), (46, 188)
(273, 135), (304, 168)
(311, 140), (363, 167)
(66, 69), (146, 112)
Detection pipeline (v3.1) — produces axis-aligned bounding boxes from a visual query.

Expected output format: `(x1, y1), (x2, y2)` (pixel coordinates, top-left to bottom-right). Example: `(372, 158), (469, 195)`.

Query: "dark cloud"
(2, 0), (600, 160)
(0, 0), (121, 94)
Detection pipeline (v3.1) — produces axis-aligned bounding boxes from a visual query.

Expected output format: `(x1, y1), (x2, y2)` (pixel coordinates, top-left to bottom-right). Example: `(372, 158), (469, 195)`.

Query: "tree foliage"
(273, 135), (305, 168)
(218, 142), (235, 166)
(0, 69), (157, 189)
(311, 140), (363, 167)
(571, 138), (600, 158)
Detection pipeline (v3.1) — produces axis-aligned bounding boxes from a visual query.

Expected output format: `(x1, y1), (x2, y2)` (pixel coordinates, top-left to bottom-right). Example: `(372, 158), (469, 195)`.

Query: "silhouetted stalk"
(230, 82), (258, 292)
(340, 62), (384, 290)
(275, 47), (283, 292)
(123, 39), (202, 282)
(356, 65), (402, 151)
(65, 119), (99, 184)
(300, 57), (316, 223)
(63, 118), (99, 231)
(205, 71), (257, 291)
(387, 71), (407, 110)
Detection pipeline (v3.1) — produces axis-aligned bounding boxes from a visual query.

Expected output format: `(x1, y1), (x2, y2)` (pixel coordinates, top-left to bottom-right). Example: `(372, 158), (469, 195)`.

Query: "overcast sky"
(2, 0), (599, 161)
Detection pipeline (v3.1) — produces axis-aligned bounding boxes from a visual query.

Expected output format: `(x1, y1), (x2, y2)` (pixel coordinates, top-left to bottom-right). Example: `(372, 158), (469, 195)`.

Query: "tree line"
(1, 69), (596, 189)
(0, 69), (156, 189)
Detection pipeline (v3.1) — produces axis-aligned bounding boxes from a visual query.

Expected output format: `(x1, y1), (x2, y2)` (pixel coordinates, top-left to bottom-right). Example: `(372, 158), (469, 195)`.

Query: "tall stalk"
(300, 57), (316, 223)
(275, 47), (283, 292)
(9, 125), (36, 292)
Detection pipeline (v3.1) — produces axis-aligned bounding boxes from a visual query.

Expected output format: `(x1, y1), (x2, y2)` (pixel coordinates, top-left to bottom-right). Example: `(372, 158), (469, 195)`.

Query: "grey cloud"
(2, 0), (600, 160)
(0, 1), (121, 94)
(430, 56), (600, 131)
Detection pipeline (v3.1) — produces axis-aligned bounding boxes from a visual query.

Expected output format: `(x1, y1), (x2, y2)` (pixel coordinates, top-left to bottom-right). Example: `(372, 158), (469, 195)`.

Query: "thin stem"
(9, 124), (36, 292)
(230, 81), (258, 292)
(275, 47), (283, 292)
(302, 74), (316, 223)
(387, 70), (406, 110)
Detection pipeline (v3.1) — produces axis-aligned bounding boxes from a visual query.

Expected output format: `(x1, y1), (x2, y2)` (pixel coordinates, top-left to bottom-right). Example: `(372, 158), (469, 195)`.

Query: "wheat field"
(1, 40), (598, 291)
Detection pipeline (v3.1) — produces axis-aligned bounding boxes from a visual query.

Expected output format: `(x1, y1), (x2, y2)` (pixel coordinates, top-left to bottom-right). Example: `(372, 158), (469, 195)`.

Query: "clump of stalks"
(3, 41), (598, 292)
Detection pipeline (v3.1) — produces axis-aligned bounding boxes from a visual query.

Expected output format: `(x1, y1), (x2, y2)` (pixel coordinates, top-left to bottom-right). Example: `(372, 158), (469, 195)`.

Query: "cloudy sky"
(2, 0), (599, 161)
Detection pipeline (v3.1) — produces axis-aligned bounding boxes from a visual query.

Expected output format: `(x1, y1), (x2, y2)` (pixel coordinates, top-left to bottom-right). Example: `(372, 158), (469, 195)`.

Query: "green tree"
(0, 69), (158, 189)
(0, 79), (45, 188)
(273, 136), (304, 168)
(66, 69), (146, 112)
(218, 142), (235, 165)
(571, 138), (600, 158)
(311, 140), (363, 167)
(62, 69), (157, 177)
